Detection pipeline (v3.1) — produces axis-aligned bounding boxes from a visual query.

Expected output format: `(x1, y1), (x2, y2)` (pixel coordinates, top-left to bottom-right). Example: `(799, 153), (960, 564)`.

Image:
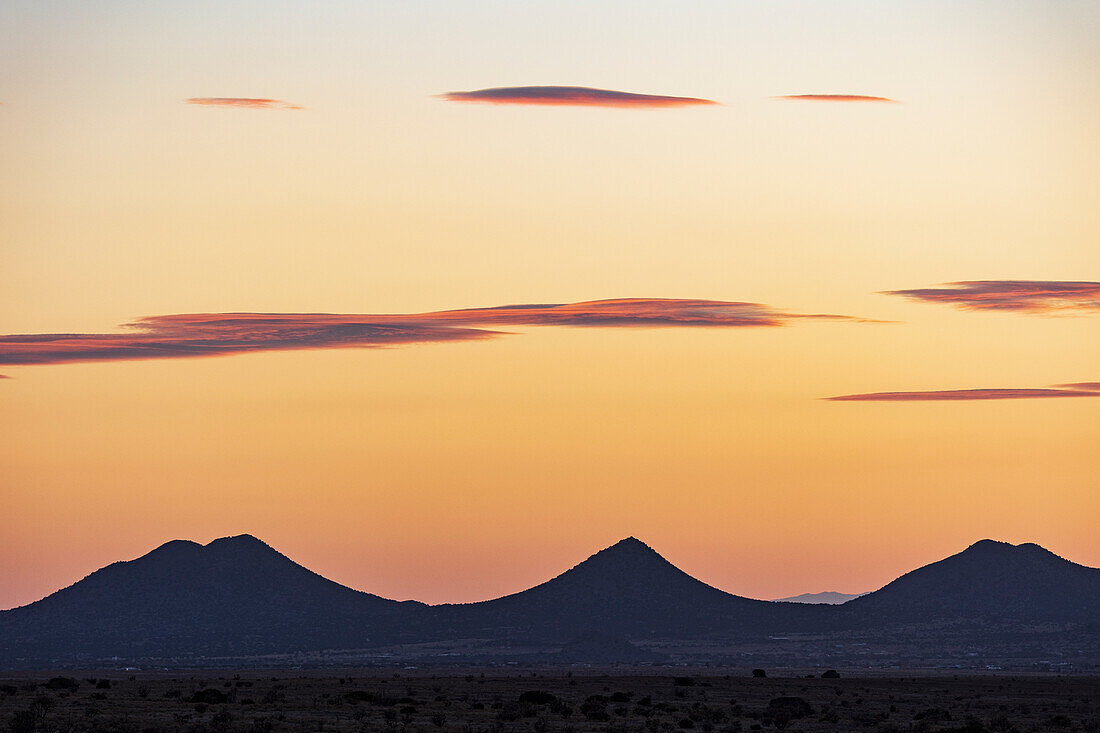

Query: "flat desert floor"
(2, 670), (1099, 732)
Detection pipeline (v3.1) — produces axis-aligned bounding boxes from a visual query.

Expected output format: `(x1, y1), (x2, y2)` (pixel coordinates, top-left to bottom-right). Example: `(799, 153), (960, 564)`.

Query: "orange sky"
(1, 0), (1098, 608)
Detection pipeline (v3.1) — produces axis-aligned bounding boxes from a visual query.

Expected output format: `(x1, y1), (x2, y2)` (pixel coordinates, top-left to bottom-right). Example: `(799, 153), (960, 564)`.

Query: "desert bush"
(190, 688), (228, 704)
(913, 707), (952, 722)
(518, 690), (558, 705)
(343, 690), (377, 704)
(8, 710), (37, 733)
(764, 697), (812, 730)
(580, 696), (609, 721)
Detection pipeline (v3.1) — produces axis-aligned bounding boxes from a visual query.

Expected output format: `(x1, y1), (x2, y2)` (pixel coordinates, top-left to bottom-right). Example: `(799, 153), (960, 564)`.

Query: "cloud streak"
(775, 94), (898, 103)
(883, 281), (1100, 314)
(1055, 382), (1100, 392)
(0, 299), (869, 368)
(827, 386), (1100, 401)
(439, 86), (718, 108)
(185, 98), (303, 110)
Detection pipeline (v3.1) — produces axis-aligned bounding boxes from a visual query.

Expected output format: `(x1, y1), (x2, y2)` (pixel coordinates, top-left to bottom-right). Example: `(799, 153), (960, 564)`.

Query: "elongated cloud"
(185, 98), (303, 110)
(439, 86), (718, 108)
(827, 386), (1100, 401)
(883, 280), (1100, 314)
(0, 299), (868, 368)
(1055, 382), (1100, 391)
(775, 94), (898, 103)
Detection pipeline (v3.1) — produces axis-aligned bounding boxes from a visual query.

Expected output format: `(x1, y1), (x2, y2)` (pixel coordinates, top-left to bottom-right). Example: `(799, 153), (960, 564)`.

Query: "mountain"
(842, 540), (1100, 624)
(772, 591), (865, 605)
(0, 535), (423, 664)
(2, 534), (1098, 668)
(426, 537), (828, 641)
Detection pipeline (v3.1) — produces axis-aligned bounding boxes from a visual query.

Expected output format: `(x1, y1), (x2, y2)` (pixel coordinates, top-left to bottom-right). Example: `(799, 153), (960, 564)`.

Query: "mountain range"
(2, 535), (1097, 669)
(772, 591), (866, 604)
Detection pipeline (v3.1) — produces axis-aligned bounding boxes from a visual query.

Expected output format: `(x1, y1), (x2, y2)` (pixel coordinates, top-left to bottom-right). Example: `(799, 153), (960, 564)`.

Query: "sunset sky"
(1, 0), (1098, 609)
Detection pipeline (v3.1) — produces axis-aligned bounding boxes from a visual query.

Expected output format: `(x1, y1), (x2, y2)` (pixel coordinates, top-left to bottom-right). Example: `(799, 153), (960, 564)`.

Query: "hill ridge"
(2, 534), (1098, 667)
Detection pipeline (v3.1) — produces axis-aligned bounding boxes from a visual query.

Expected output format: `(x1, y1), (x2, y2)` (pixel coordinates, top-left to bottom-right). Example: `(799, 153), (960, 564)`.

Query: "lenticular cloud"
(0, 298), (869, 368)
(439, 86), (718, 108)
(775, 94), (897, 103)
(882, 281), (1100, 314)
(826, 385), (1100, 401)
(186, 98), (303, 110)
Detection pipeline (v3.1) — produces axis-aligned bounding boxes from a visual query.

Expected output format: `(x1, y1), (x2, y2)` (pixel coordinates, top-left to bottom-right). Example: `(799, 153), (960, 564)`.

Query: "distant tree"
(821, 670), (840, 679)
(752, 669), (767, 678)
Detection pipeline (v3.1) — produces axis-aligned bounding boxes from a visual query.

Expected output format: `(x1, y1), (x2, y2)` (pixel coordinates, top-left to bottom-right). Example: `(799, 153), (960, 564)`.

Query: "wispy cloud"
(775, 94), (898, 103)
(882, 281), (1100, 314)
(439, 86), (718, 108)
(1054, 382), (1100, 392)
(826, 385), (1100, 401)
(185, 98), (303, 110)
(0, 299), (870, 368)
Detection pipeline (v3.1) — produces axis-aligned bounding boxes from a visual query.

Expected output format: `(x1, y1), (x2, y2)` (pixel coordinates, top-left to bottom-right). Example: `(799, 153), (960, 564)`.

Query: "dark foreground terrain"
(2, 671), (1098, 733)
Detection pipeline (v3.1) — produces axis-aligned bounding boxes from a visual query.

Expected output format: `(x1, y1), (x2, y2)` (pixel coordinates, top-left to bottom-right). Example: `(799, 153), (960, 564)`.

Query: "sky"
(1, 0), (1098, 609)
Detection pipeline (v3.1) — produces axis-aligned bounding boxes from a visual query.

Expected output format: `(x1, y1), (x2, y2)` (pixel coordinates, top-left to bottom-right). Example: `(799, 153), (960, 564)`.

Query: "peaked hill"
(427, 537), (828, 640)
(843, 539), (1100, 624)
(0, 535), (421, 663)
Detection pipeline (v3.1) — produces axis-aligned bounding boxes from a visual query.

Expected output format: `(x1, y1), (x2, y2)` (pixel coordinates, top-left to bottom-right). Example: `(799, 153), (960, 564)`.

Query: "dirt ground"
(2, 670), (1098, 732)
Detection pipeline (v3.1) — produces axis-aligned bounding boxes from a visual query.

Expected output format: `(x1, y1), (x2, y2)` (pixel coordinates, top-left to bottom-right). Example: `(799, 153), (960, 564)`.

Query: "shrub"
(518, 691), (558, 705)
(343, 690), (377, 704)
(751, 669), (767, 678)
(190, 688), (229, 704)
(765, 697), (812, 730)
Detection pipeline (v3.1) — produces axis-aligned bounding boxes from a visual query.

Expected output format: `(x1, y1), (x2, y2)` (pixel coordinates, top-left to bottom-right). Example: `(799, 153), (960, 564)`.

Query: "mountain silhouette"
(0, 535), (422, 663)
(1, 534), (1097, 667)
(772, 591), (866, 605)
(843, 539), (1100, 623)
(428, 537), (826, 641)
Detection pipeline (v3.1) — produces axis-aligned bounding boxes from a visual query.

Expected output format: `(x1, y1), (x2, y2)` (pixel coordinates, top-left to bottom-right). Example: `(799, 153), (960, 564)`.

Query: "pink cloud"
(185, 98), (303, 110)
(775, 94), (898, 103)
(439, 86), (718, 108)
(826, 387), (1100, 401)
(882, 281), (1100, 314)
(0, 299), (870, 368)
